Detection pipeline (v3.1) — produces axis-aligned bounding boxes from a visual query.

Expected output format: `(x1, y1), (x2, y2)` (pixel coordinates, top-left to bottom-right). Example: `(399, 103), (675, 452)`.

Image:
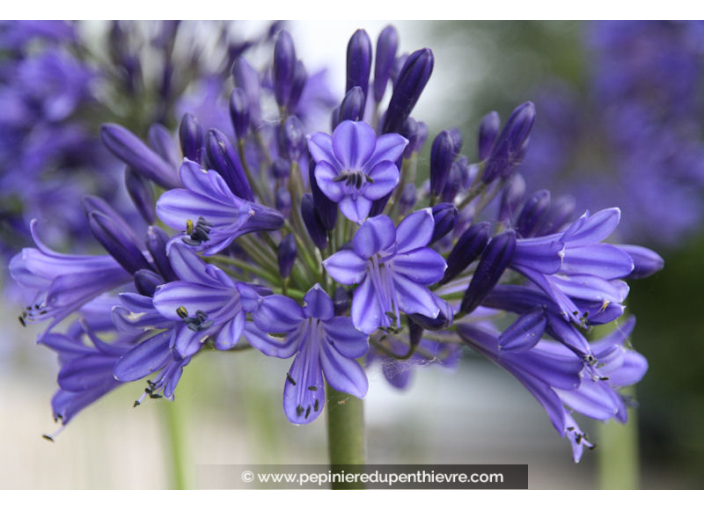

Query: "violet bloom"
(156, 160), (284, 256)
(243, 284), (369, 425)
(323, 209), (447, 334)
(9, 220), (132, 332)
(458, 315), (647, 462)
(152, 243), (247, 358)
(308, 120), (407, 222)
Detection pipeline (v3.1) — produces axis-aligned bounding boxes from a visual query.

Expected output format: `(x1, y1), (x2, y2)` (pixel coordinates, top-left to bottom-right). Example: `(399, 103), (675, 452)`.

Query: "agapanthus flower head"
(6, 24), (664, 465)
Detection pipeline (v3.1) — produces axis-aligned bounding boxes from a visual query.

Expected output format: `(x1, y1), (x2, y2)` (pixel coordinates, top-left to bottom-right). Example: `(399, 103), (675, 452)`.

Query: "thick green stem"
(162, 402), (188, 490)
(326, 384), (365, 490)
(597, 387), (640, 489)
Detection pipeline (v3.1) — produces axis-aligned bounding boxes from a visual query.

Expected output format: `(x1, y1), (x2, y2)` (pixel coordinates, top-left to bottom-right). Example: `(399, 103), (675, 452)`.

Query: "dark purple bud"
(271, 157), (290, 180)
(229, 88), (250, 140)
(309, 160), (337, 230)
(455, 156), (473, 189)
(333, 287), (350, 316)
(232, 57), (262, 128)
(330, 107), (340, 132)
(499, 174), (526, 223)
(401, 117), (418, 158)
(382, 48), (434, 134)
(374, 25), (399, 103)
(89, 212), (151, 275)
(301, 193), (328, 251)
(277, 233), (297, 279)
(282, 115), (305, 161)
(431, 203), (458, 245)
(536, 195), (575, 236)
(416, 121), (429, 152)
(101, 123), (180, 189)
(338, 86), (366, 124)
(148, 124), (179, 169)
(441, 221), (491, 284)
(146, 226), (177, 282)
(460, 230), (516, 314)
(430, 130), (455, 197)
(273, 30), (296, 109)
(288, 60), (308, 112)
(478, 111), (500, 160)
(82, 196), (143, 250)
(134, 269), (165, 297)
(498, 309), (547, 352)
(125, 168), (156, 225)
(482, 102), (536, 183)
(346, 29), (372, 107)
(205, 129), (254, 201)
(275, 187), (292, 217)
(246, 203), (285, 233)
(516, 190), (551, 238)
(410, 298), (454, 331)
(449, 127), (463, 155)
(441, 163), (462, 203)
(398, 183), (417, 217)
(179, 113), (203, 164)
(617, 245), (664, 279)
(407, 317), (423, 346)
(390, 53), (408, 86)
(369, 192), (393, 218)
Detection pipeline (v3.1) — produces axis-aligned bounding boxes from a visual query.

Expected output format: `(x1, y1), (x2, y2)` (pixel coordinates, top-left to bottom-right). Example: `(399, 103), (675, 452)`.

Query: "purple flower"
(156, 160), (284, 256)
(151, 243), (247, 358)
(458, 315), (647, 462)
(323, 209), (447, 334)
(244, 284), (369, 424)
(308, 121), (407, 222)
(9, 220), (132, 332)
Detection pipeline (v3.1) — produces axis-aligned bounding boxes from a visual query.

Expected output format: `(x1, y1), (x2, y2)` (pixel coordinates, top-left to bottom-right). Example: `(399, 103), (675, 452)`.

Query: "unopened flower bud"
(301, 193), (328, 250)
(431, 203), (458, 244)
(461, 230), (516, 314)
(346, 29), (372, 107)
(374, 25), (399, 103)
(277, 233), (297, 279)
(430, 130), (455, 197)
(441, 221), (491, 284)
(179, 113), (203, 163)
(273, 30), (296, 109)
(125, 168), (156, 225)
(516, 190), (551, 238)
(89, 211), (151, 275)
(229, 88), (250, 140)
(205, 129), (254, 201)
(478, 111), (500, 161)
(382, 48), (434, 134)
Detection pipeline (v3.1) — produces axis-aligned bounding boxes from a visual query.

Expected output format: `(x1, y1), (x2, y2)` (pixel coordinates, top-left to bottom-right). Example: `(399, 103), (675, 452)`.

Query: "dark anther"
(599, 376), (610, 381)
(287, 373), (297, 385)
(18, 316), (26, 327)
(42, 434), (55, 443)
(305, 406), (311, 419)
(365, 174), (374, 183)
(177, 306), (188, 319)
(314, 399), (319, 412)
(567, 426), (575, 431)
(181, 309), (213, 331)
(308, 385), (318, 391)
(149, 393), (163, 399)
(133, 400), (141, 408)
(333, 174), (348, 183)
(296, 404), (304, 417)
(183, 216), (212, 246)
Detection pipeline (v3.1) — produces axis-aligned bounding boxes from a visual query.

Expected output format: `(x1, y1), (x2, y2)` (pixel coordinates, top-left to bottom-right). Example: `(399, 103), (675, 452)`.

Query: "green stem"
(204, 255), (280, 284)
(326, 384), (365, 489)
(162, 402), (188, 490)
(597, 387), (640, 489)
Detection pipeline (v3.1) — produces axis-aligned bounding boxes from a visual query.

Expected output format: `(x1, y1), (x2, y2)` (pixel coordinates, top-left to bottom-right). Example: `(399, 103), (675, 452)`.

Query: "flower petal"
(252, 294), (305, 333)
(332, 121), (376, 169)
(283, 342), (326, 424)
(353, 215), (396, 258)
(303, 284), (334, 320)
(363, 161), (400, 200)
(339, 195), (373, 223)
(314, 160), (345, 202)
(307, 132), (337, 165)
(392, 247), (446, 284)
(321, 340), (369, 399)
(323, 317), (369, 358)
(364, 133), (408, 170)
(244, 322), (300, 359)
(395, 208), (434, 253)
(351, 276), (383, 334)
(323, 250), (367, 285)
(114, 331), (172, 382)
(393, 274), (440, 317)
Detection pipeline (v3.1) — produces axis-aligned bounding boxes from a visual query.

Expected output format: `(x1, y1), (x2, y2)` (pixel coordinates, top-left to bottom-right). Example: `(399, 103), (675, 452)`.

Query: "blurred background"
(1, 20), (703, 489)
